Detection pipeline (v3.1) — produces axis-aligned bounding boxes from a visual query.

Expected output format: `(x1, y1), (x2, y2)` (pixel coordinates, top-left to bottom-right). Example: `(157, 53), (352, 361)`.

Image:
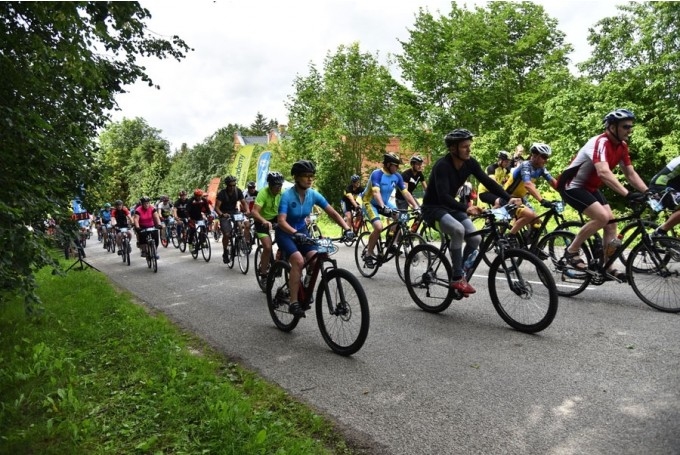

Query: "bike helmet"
(179, 189), (187, 196)
(350, 174), (361, 183)
(497, 150), (510, 160)
(291, 159), (316, 176)
(410, 155), (424, 164)
(193, 188), (204, 197)
(104, 202), (111, 208)
(224, 175), (237, 185)
(383, 153), (403, 166)
(140, 196), (150, 203)
(247, 181), (256, 188)
(161, 195), (169, 202)
(114, 199), (123, 206)
(444, 129), (474, 147)
(267, 171), (284, 185)
(530, 143), (552, 156)
(603, 108), (635, 126)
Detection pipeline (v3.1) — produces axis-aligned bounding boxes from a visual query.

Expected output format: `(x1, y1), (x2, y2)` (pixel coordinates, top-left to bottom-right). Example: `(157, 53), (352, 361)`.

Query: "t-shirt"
(186, 197), (210, 221)
(174, 197), (190, 218)
(341, 183), (362, 207)
(216, 187), (245, 214)
(156, 201), (173, 219)
(254, 187), (281, 221)
(395, 168), (425, 200)
(135, 205), (156, 229)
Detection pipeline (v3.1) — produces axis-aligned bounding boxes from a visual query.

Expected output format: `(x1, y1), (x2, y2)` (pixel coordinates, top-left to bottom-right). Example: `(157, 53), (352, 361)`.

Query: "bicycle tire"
(254, 245), (267, 292)
(266, 260), (300, 331)
(149, 241), (158, 273)
(616, 220), (658, 269)
(488, 249), (558, 333)
(172, 227), (180, 248)
(228, 237), (235, 269)
(201, 231), (211, 262)
(316, 268), (370, 356)
(395, 233), (425, 283)
(354, 231), (381, 277)
(191, 239), (199, 259)
(161, 233), (168, 248)
(237, 237), (249, 274)
(110, 234), (116, 254)
(627, 236), (680, 313)
(404, 243), (454, 313)
(124, 238), (131, 266)
(179, 233), (187, 252)
(535, 230), (591, 297)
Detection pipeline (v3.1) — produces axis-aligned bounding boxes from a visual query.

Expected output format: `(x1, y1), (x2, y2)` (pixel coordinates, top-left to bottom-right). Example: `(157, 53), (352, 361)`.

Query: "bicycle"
(404, 205), (558, 333)
(537, 194), (680, 313)
(118, 227), (131, 266)
(160, 216), (177, 248)
(104, 225), (116, 254)
(177, 218), (189, 252)
(342, 206), (369, 247)
(140, 228), (158, 273)
(226, 212), (249, 274)
(354, 209), (425, 283)
(266, 235), (369, 356)
(254, 225), (280, 292)
(190, 219), (211, 262)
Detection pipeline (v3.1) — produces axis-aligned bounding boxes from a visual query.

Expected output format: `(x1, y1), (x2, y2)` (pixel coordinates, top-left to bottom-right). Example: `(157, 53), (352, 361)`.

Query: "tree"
(0, 2), (190, 310)
(248, 112), (278, 136)
(286, 43), (400, 205)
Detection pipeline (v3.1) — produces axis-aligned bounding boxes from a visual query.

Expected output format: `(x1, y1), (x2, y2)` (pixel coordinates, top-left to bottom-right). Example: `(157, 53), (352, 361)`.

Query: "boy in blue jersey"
(361, 153), (420, 267)
(276, 160), (353, 317)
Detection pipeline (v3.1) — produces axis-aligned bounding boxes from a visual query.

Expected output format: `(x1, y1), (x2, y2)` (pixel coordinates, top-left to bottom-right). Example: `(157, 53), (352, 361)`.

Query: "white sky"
(110, 0), (625, 151)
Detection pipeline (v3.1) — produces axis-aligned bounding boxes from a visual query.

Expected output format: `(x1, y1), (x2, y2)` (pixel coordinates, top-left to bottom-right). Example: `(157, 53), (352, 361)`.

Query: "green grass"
(0, 262), (360, 454)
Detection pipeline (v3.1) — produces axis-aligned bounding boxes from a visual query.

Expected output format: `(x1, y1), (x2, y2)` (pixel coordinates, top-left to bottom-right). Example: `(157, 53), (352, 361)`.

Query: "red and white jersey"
(561, 133), (632, 192)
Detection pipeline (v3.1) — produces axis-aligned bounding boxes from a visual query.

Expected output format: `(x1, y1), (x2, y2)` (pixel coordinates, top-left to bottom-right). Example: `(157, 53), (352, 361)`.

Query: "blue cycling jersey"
(278, 186), (328, 232)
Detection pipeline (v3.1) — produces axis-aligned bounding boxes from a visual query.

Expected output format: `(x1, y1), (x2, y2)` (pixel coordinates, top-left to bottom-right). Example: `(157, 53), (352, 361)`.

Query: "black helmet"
(224, 175), (237, 185)
(267, 171), (284, 185)
(410, 155), (424, 164)
(247, 181), (256, 188)
(603, 109), (635, 126)
(115, 199), (123, 206)
(291, 160), (316, 176)
(350, 174), (360, 183)
(140, 196), (150, 203)
(179, 189), (187, 196)
(529, 143), (552, 156)
(383, 153), (402, 166)
(444, 129), (474, 147)
(497, 150), (510, 160)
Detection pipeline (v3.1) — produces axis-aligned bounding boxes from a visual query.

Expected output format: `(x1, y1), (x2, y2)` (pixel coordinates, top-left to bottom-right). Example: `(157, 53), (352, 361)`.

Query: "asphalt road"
(83, 235), (680, 455)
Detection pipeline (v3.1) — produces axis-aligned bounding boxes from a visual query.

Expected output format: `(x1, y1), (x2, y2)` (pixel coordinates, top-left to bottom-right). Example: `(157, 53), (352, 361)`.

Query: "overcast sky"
(109, 0), (625, 151)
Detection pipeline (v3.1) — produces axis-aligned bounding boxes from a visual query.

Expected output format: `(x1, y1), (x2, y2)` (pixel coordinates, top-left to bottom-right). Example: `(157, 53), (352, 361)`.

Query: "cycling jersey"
(650, 156), (680, 191)
(244, 190), (258, 211)
(216, 187), (244, 214)
(135, 205), (156, 228)
(278, 186), (328, 232)
(99, 209), (112, 224)
(362, 168), (406, 209)
(341, 183), (362, 210)
(504, 160), (555, 199)
(559, 133), (632, 192)
(186, 197), (210, 221)
(395, 168), (425, 200)
(156, 201), (173, 219)
(111, 207), (131, 228)
(254, 187), (281, 221)
(173, 197), (189, 218)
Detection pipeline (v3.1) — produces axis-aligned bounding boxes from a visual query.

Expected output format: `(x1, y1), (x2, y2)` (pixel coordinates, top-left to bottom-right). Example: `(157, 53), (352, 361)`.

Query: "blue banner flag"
(255, 151), (272, 190)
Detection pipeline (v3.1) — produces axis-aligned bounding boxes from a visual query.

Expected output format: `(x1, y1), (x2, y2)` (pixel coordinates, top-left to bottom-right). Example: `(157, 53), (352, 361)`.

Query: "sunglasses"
(227, 184), (236, 188)
(533, 153), (549, 160)
(299, 174), (315, 179)
(621, 124), (634, 131)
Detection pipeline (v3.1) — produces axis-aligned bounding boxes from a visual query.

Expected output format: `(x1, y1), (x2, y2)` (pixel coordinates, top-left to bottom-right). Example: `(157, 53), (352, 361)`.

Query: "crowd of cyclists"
(79, 107), (680, 317)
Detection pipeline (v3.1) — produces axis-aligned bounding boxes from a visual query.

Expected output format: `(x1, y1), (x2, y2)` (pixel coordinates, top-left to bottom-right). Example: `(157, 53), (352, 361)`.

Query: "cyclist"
(98, 203), (113, 247)
(133, 196), (162, 259)
(173, 190), (190, 239)
(215, 176), (250, 264)
(186, 189), (211, 252)
(648, 157), (680, 236)
(361, 153), (420, 267)
(421, 129), (521, 295)
(111, 199), (133, 255)
(156, 195), (174, 243)
(244, 181), (258, 212)
(395, 155), (428, 211)
(276, 160), (353, 317)
(252, 172), (284, 282)
(557, 108), (648, 278)
(341, 174), (363, 228)
(512, 145), (525, 168)
(478, 150), (512, 207)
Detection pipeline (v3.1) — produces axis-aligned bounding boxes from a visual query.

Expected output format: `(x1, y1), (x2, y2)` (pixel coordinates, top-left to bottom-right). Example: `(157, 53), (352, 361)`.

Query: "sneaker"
(450, 277), (476, 294)
(653, 227), (667, 237)
(386, 245), (400, 255)
(364, 254), (378, 269)
(289, 301), (306, 317)
(506, 233), (521, 249)
(223, 252), (230, 264)
(117, 250), (122, 256)
(154, 253), (160, 260)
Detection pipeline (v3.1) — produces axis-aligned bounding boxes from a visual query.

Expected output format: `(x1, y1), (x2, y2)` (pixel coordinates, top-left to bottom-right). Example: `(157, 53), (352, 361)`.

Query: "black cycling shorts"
(561, 188), (607, 213)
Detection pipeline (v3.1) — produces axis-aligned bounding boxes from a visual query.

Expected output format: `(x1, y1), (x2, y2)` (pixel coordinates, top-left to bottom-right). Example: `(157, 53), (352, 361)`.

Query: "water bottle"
(303, 273), (311, 288)
(605, 238), (622, 258)
(463, 249), (478, 274)
(592, 237), (604, 264)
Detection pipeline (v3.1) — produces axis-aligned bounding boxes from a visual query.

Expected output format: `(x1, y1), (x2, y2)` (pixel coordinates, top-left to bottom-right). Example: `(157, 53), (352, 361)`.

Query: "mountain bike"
(178, 218), (189, 252)
(354, 209), (425, 283)
(226, 212), (249, 274)
(140, 228), (158, 273)
(266, 235), (369, 356)
(118, 227), (131, 266)
(537, 195), (680, 313)
(161, 216), (177, 248)
(105, 226), (116, 254)
(343, 206), (369, 247)
(404, 206), (558, 333)
(190, 219), (211, 262)
(254, 225), (280, 292)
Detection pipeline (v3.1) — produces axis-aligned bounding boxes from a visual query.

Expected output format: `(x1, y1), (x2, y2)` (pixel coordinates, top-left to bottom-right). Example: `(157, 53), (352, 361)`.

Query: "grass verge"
(0, 262), (359, 454)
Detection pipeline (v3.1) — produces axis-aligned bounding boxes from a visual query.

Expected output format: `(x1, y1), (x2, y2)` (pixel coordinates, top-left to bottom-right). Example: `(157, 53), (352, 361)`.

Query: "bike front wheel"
(200, 232), (211, 262)
(316, 268), (370, 356)
(395, 233), (425, 283)
(266, 261), (300, 331)
(628, 236), (680, 313)
(354, 231), (381, 278)
(535, 231), (591, 297)
(237, 237), (249, 274)
(148, 241), (158, 273)
(404, 243), (454, 313)
(488, 249), (558, 333)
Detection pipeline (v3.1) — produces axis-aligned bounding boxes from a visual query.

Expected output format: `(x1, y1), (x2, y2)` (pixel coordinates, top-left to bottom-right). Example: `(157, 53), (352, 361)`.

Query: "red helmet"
(193, 188), (204, 198)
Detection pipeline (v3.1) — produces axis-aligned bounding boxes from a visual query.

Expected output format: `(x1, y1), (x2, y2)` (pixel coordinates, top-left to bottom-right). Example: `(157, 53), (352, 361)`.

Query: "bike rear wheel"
(227, 237), (235, 269)
(628, 236), (680, 313)
(316, 268), (370, 356)
(148, 241), (158, 273)
(488, 249), (558, 333)
(237, 237), (249, 274)
(254, 244), (268, 292)
(354, 231), (381, 277)
(535, 231), (591, 297)
(201, 231), (211, 262)
(121, 237), (130, 266)
(266, 261), (300, 331)
(404, 244), (454, 313)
